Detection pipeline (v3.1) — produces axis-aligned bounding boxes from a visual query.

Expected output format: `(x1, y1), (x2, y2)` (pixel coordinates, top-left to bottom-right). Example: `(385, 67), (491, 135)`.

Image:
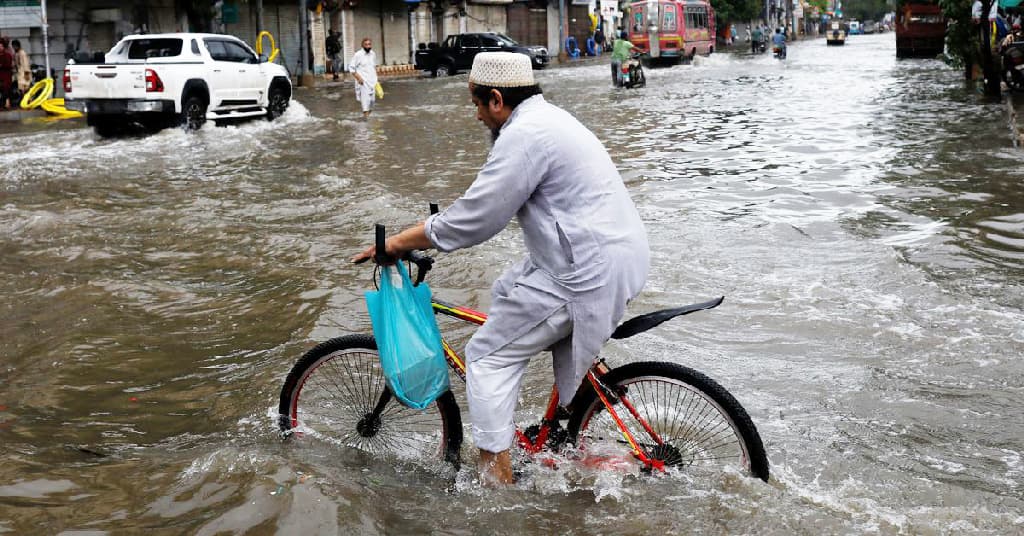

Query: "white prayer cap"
(469, 52), (535, 88)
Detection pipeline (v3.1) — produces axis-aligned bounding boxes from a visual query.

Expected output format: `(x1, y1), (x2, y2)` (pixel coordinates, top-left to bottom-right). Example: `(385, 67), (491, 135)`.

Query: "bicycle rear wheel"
(566, 361), (769, 481)
(278, 334), (462, 467)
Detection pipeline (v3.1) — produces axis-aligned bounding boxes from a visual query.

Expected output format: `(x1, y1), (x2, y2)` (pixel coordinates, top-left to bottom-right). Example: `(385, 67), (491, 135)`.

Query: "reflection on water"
(1, 33), (1023, 533)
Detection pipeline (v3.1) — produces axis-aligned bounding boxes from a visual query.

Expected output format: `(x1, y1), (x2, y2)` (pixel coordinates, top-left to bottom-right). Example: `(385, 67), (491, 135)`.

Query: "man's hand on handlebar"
(351, 221), (432, 264)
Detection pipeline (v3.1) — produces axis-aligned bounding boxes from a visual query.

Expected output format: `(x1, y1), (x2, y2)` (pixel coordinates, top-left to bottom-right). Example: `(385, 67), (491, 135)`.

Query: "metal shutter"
(568, 4), (591, 46)
(266, 3), (303, 76)
(224, 3), (256, 50)
(506, 1), (547, 47)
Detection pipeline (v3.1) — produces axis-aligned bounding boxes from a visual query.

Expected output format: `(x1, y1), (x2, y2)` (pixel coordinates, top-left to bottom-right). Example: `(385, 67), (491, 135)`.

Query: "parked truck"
(895, 0), (947, 58)
(414, 33), (549, 77)
(64, 33), (292, 136)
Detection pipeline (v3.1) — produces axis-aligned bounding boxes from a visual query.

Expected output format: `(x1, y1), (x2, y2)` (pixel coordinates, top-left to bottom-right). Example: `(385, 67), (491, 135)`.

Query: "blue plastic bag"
(365, 262), (449, 410)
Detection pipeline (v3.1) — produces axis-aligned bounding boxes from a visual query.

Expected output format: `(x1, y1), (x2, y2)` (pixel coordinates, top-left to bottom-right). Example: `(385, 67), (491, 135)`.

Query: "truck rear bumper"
(65, 99), (176, 115)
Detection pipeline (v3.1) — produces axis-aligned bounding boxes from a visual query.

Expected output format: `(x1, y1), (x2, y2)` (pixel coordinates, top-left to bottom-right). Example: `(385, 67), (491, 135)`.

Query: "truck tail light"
(145, 68), (164, 92)
(63, 69), (72, 92)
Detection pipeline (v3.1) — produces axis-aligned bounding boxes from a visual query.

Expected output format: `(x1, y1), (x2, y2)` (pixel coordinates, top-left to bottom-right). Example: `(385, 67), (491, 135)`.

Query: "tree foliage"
(935, 0), (976, 68)
(710, 0), (763, 23)
(937, 0), (1001, 95)
(843, 0), (896, 21)
(806, 0), (831, 14)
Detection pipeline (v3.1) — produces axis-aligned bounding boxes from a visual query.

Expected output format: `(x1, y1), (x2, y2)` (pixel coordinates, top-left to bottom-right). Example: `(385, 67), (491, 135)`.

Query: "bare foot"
(478, 449), (514, 487)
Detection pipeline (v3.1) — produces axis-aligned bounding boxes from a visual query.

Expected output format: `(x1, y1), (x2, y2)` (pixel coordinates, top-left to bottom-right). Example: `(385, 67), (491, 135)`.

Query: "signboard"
(222, 1), (240, 24)
(600, 0), (619, 17)
(0, 0), (42, 28)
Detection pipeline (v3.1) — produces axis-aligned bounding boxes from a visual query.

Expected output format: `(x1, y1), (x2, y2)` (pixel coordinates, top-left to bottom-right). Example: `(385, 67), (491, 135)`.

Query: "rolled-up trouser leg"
(467, 306), (572, 453)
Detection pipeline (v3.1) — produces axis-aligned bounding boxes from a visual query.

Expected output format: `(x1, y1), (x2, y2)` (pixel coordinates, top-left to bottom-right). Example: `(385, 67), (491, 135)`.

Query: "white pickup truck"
(64, 33), (291, 136)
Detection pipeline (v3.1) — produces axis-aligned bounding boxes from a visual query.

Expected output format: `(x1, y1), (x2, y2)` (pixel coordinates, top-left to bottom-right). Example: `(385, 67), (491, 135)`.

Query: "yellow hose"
(40, 98), (84, 118)
(256, 31), (280, 63)
(20, 78), (53, 110)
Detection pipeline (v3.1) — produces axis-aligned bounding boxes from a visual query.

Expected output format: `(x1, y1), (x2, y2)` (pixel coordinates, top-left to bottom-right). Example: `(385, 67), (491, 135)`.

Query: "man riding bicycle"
(353, 52), (649, 485)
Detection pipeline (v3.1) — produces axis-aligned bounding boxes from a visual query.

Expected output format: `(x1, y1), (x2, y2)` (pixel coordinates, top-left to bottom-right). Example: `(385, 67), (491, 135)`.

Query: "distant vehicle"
(627, 0), (716, 65)
(64, 33), (291, 137)
(863, 20), (878, 34)
(848, 20), (863, 35)
(827, 21), (847, 45)
(895, 0), (946, 58)
(414, 33), (549, 77)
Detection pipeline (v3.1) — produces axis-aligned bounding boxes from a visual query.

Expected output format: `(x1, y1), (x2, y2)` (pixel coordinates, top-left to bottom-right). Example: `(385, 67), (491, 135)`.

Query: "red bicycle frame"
(430, 297), (667, 470)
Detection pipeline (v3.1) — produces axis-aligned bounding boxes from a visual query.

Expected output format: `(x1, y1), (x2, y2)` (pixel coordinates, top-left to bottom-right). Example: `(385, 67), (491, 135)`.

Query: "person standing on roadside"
(12, 40), (30, 100)
(348, 37), (378, 118)
(326, 30), (342, 81)
(352, 52), (649, 486)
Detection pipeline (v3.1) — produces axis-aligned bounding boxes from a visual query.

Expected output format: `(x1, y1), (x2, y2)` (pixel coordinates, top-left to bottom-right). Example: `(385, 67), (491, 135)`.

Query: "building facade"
(0, 0), (608, 90)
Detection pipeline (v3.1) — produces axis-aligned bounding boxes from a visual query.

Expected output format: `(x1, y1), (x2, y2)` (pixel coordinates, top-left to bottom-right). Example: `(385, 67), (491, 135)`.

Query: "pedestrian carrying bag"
(365, 262), (448, 409)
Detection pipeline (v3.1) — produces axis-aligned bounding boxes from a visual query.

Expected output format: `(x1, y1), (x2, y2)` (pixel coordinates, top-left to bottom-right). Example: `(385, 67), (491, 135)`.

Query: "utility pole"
(298, 0), (315, 86)
(41, 0), (50, 77)
(558, 0), (566, 61)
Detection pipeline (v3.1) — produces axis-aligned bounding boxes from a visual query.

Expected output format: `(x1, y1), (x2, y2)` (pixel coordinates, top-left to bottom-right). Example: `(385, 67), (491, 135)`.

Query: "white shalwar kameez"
(348, 48), (378, 112)
(424, 95), (650, 453)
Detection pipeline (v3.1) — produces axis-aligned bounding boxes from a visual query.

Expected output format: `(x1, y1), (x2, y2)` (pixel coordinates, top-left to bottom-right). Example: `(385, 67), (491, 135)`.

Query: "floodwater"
(2, 32), (1023, 534)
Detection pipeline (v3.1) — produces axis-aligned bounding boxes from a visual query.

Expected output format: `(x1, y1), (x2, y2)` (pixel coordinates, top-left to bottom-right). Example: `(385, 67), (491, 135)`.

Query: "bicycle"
(278, 220), (770, 482)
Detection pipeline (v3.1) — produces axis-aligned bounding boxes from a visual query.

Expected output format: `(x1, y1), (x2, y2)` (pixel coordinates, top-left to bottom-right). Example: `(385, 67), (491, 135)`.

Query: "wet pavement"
(1, 32), (1023, 534)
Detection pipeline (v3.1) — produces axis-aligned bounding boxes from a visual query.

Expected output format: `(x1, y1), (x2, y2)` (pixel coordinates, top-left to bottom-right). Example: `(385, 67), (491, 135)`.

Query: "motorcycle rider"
(772, 28), (787, 57)
(610, 30), (640, 87)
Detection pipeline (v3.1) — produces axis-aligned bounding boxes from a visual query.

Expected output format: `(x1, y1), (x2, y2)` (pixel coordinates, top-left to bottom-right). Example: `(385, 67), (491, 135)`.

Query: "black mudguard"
(610, 296), (724, 340)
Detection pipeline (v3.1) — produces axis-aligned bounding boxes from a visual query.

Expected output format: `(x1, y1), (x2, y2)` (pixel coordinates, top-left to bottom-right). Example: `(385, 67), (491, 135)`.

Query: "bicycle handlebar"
(364, 203), (439, 285)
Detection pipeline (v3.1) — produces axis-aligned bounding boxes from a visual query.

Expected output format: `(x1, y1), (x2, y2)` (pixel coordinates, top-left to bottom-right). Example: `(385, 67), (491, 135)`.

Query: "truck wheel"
(87, 115), (120, 138)
(92, 121), (120, 138)
(266, 84), (289, 121)
(435, 63), (452, 77)
(180, 95), (207, 131)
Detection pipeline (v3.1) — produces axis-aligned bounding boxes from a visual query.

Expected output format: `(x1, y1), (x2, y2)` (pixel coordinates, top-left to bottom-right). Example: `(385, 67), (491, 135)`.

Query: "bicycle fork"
(587, 368), (667, 472)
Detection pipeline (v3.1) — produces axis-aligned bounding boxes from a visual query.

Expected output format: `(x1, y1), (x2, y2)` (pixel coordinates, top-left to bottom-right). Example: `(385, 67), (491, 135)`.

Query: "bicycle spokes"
(586, 370), (665, 471)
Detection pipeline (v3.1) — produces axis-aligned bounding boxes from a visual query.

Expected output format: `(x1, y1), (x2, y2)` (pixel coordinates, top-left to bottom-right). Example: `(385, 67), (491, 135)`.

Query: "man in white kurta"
(353, 52), (649, 484)
(348, 37), (378, 117)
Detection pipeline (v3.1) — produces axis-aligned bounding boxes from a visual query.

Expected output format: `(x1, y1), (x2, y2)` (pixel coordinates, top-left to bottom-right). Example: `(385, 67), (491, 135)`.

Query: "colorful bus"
(627, 0), (716, 65)
(895, 0), (946, 58)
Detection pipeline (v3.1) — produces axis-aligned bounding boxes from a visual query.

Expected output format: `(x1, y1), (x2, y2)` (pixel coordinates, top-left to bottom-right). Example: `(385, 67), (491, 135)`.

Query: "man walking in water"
(348, 37), (378, 118)
(353, 52), (650, 485)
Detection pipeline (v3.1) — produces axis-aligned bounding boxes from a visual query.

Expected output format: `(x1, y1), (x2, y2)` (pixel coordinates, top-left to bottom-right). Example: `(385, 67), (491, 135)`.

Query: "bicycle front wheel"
(278, 334), (463, 467)
(566, 361), (769, 481)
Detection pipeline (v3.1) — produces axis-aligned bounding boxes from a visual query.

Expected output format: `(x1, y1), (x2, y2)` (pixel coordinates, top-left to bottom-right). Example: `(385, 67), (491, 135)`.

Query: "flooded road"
(2, 32), (1023, 533)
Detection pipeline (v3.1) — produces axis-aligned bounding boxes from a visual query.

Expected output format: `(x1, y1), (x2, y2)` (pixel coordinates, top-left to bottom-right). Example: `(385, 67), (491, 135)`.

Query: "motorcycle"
(619, 53), (646, 89)
(753, 37), (768, 54)
(773, 43), (787, 60)
(1002, 42), (1024, 92)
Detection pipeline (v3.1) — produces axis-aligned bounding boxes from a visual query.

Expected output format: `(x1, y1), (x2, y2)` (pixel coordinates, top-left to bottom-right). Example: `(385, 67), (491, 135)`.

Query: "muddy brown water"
(1, 33), (1022, 533)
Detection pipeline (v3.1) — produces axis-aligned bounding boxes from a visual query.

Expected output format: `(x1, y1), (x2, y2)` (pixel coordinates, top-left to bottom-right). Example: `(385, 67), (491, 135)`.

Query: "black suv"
(415, 33), (549, 77)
